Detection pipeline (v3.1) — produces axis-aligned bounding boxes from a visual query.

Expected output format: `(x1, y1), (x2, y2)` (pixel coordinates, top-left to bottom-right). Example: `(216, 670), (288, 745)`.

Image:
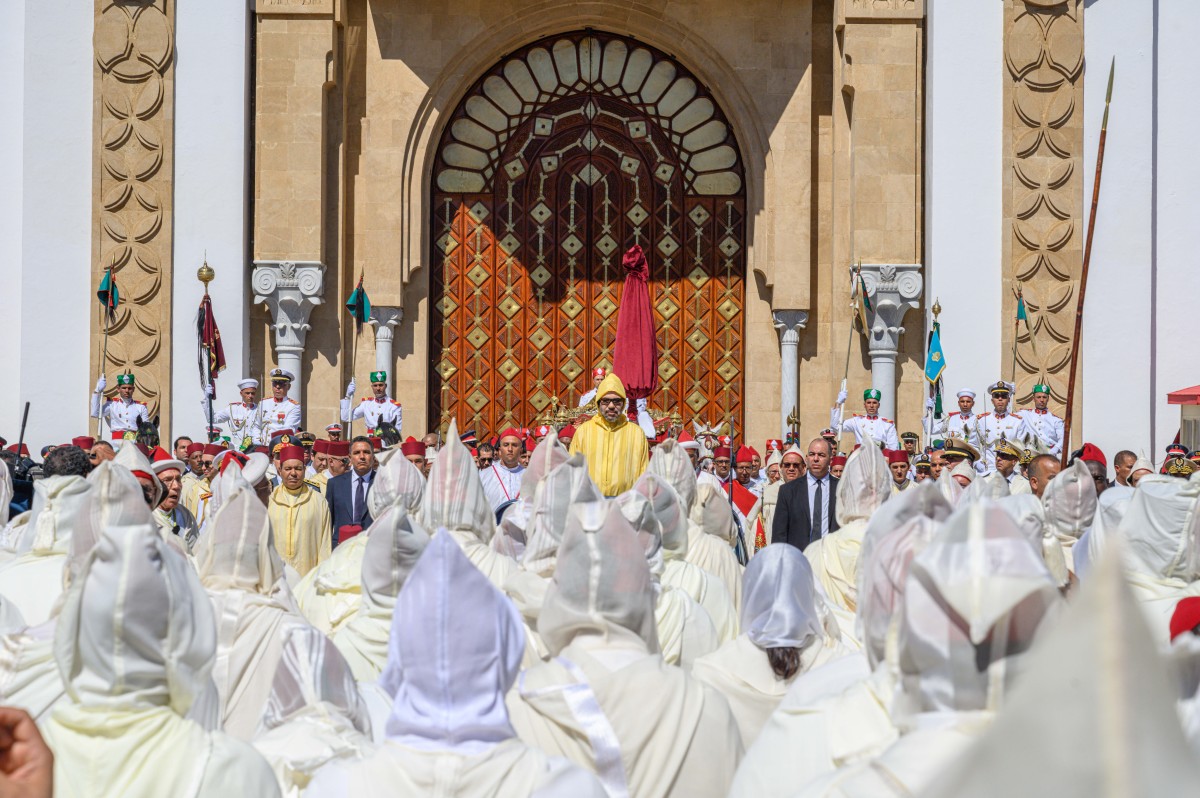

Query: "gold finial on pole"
(932, 297), (942, 321)
(197, 253), (215, 293)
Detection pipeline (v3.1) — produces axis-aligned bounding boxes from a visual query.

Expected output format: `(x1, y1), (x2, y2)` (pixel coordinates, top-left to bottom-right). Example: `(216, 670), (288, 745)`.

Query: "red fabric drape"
(612, 245), (659, 401)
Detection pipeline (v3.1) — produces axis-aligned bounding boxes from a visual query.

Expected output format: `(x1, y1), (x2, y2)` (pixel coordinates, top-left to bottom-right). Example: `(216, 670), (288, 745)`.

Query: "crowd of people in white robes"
(0, 422), (1199, 797)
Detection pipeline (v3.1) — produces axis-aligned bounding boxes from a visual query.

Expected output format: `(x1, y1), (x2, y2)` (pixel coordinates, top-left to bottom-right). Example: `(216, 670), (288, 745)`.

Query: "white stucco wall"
(171, 3), (251, 445)
(1081, 0), (1155, 462)
(0, 3), (26, 442)
(924, 0), (1004, 401)
(14, 0), (93, 452)
(1154, 0), (1200, 459)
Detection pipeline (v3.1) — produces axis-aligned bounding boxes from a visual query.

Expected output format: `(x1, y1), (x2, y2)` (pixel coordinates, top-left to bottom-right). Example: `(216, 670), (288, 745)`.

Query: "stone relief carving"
(1005, 0), (1082, 405)
(93, 0), (174, 418)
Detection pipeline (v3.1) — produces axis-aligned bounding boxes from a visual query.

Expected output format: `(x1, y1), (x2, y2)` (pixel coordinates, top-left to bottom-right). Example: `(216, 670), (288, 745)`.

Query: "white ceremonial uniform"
(577, 387), (598, 408)
(930, 411), (982, 449)
(1024, 408), (1064, 457)
(841, 413), (900, 450)
(976, 411), (1034, 473)
(260, 396), (301, 437)
(339, 395), (402, 434)
(209, 401), (267, 446)
(89, 395), (150, 438)
(479, 463), (524, 512)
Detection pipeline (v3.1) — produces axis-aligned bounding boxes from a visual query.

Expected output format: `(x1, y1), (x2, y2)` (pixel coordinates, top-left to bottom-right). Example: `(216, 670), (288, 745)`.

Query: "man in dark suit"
(773, 437), (839, 551)
(326, 436), (377, 546)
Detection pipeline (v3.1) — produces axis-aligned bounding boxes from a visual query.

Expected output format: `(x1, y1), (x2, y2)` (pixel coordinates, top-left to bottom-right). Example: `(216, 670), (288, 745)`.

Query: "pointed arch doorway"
(430, 31), (746, 437)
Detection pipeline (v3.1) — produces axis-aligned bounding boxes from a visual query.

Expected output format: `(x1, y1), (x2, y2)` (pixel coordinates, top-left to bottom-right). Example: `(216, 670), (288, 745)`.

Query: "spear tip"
(1105, 56), (1115, 104)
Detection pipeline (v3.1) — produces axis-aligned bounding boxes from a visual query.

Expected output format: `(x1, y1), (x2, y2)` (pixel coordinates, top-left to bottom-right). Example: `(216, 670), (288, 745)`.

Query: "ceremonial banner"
(196, 294), (226, 384)
(97, 267), (120, 322)
(345, 276), (372, 334)
(925, 321), (946, 384)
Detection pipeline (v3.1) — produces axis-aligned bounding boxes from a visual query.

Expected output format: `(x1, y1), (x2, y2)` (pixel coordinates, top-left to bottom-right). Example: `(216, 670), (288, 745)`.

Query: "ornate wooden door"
(431, 32), (746, 437)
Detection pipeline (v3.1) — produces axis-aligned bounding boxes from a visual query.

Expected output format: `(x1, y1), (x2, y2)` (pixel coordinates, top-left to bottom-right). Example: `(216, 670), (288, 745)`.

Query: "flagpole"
(198, 259), (216, 437)
(97, 266), (114, 440)
(1010, 284), (1021, 383)
(835, 262), (861, 455)
(1062, 57), (1115, 464)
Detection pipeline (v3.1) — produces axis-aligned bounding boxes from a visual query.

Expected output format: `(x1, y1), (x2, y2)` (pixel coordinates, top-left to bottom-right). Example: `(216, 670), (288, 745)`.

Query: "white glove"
(94, 374), (106, 394)
(206, 383), (215, 397)
(345, 379), (356, 399)
(925, 396), (935, 411)
(836, 389), (848, 405)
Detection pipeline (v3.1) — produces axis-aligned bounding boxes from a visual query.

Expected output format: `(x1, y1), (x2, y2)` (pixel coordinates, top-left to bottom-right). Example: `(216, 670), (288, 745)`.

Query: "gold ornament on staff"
(786, 405), (801, 442)
(198, 255), (216, 436)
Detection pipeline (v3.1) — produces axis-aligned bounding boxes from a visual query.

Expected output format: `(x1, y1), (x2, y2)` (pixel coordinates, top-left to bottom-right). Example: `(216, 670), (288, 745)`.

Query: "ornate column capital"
(251, 260), (326, 354)
(369, 305), (404, 344)
(858, 263), (923, 355)
(772, 309), (810, 345)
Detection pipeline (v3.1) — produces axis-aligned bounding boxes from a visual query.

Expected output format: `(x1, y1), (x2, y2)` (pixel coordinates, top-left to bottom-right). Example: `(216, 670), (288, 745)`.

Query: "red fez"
(6, 444), (29, 457)
(72, 436), (96, 450)
(400, 437), (426, 457)
(735, 446), (755, 464)
(498, 428), (522, 442)
(470, 448), (479, 457)
(278, 444), (306, 463)
(536, 425), (551, 437)
(678, 430), (696, 443)
(313, 439), (330, 454)
(1078, 442), (1107, 470)
(368, 436), (383, 451)
(592, 366), (607, 378)
(185, 442), (204, 455)
(831, 454), (848, 467)
(884, 449), (909, 466)
(218, 451), (249, 475)
(253, 446), (270, 456)
(765, 439), (784, 452)
(1171, 597), (1200, 641)
(274, 429), (295, 438)
(714, 446), (733, 459)
(202, 443), (225, 456)
(718, 435), (732, 447)
(559, 425), (577, 440)
(327, 441), (351, 458)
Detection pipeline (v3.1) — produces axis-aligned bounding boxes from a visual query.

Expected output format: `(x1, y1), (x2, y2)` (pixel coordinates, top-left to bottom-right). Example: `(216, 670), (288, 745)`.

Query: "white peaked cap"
(237, 379), (259, 390)
(519, 427), (570, 499)
(419, 419), (495, 543)
(538, 499), (658, 656)
(647, 439), (699, 515)
(921, 551), (1200, 797)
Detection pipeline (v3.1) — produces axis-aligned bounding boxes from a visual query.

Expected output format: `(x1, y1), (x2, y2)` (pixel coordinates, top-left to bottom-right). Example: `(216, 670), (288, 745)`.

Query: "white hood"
(1118, 474), (1200, 581)
(647, 440), (699, 514)
(522, 454), (601, 576)
(367, 449), (426, 519)
(740, 544), (823, 651)
(382, 533), (525, 752)
(836, 444), (892, 526)
(419, 419), (495, 543)
(1041, 458), (1097, 542)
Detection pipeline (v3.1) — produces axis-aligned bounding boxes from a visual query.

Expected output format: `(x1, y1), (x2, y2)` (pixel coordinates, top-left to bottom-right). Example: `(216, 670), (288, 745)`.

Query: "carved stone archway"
(429, 31), (747, 436)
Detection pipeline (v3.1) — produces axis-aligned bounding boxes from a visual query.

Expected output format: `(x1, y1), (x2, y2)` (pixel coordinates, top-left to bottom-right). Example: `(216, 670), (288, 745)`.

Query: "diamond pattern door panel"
(431, 32), (746, 437)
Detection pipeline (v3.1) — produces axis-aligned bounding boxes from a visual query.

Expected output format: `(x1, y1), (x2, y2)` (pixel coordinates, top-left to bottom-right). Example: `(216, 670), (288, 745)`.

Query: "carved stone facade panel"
(91, 0), (175, 421)
(1004, 0), (1083, 408)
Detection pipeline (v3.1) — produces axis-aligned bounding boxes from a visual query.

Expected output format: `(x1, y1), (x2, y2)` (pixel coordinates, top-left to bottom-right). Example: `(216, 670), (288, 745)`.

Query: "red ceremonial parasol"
(612, 245), (659, 402)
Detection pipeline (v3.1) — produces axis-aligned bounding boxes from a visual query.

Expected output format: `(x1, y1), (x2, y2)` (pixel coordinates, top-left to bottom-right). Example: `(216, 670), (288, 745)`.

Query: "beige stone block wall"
(249, 0), (931, 442)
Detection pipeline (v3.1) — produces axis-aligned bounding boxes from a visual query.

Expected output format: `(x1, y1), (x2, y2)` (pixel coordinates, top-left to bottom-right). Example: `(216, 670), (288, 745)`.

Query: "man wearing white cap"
(577, 365), (607, 408)
(977, 380), (1034, 474)
(260, 368), (302, 438)
(205, 378), (267, 448)
(929, 388), (983, 453)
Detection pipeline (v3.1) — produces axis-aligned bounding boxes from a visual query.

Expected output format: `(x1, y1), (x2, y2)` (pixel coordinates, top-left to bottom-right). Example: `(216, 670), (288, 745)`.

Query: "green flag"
(1016, 294), (1028, 322)
(97, 268), (120, 322)
(345, 276), (372, 334)
(851, 269), (872, 333)
(1015, 286), (1037, 356)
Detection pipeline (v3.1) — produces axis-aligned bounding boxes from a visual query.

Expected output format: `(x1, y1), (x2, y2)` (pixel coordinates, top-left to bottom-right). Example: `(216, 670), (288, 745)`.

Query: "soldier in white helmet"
(1022, 381), (1064, 457)
(976, 380), (1033, 474)
(340, 370), (403, 435)
(838, 388), (900, 449)
(90, 370), (151, 441)
(205, 378), (267, 449)
(261, 368), (302, 438)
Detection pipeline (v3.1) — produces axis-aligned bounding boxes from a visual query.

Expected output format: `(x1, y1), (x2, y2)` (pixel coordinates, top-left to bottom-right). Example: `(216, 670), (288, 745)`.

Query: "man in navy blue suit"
(326, 435), (377, 546)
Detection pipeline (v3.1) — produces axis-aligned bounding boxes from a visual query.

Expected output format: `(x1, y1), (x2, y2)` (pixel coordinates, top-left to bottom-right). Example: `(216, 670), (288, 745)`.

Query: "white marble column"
(369, 306), (403, 395)
(859, 264), (923, 421)
(772, 310), (809, 438)
(252, 260), (326, 402)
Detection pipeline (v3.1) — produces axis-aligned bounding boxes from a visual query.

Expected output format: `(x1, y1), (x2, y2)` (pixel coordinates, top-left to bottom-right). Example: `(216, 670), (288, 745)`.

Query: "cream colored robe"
(294, 534), (369, 635)
(508, 640), (743, 797)
(268, 484), (332, 577)
(692, 633), (848, 748)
